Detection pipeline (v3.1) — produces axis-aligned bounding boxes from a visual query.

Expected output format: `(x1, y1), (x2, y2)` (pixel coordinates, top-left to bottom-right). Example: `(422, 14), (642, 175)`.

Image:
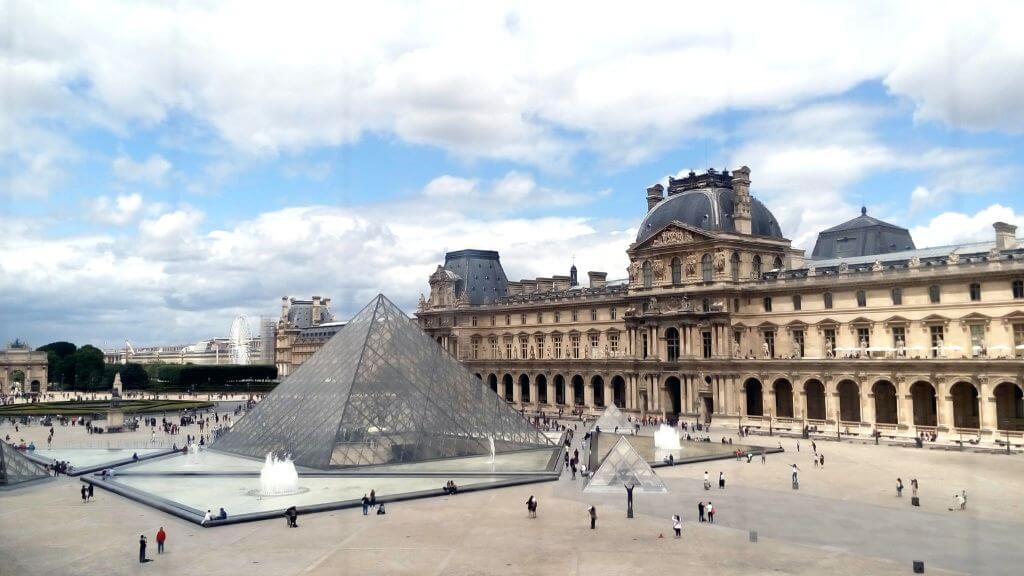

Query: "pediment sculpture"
(651, 227), (694, 247)
(684, 254), (698, 276)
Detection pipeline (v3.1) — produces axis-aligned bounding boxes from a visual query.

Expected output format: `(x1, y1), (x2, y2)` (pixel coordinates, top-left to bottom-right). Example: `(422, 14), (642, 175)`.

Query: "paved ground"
(1, 411), (1021, 575)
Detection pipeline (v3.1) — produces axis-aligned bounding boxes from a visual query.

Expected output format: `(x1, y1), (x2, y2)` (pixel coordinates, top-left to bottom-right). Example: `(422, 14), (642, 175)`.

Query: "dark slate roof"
(636, 187), (783, 244)
(810, 207), (915, 259)
(443, 249), (508, 305)
(287, 302), (334, 329)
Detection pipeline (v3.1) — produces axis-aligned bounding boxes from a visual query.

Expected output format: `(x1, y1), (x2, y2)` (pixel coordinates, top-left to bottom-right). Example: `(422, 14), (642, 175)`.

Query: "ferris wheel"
(229, 315), (254, 365)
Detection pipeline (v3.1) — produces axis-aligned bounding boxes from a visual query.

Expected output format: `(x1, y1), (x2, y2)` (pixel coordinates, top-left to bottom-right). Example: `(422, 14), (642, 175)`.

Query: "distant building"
(106, 337), (263, 366)
(1, 343), (48, 395)
(274, 296), (345, 377)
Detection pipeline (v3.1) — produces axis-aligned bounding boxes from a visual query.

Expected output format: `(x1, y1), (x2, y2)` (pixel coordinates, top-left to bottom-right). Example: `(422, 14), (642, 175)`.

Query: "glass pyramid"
(593, 404), (630, 433)
(1, 443), (50, 486)
(214, 294), (554, 470)
(585, 436), (667, 493)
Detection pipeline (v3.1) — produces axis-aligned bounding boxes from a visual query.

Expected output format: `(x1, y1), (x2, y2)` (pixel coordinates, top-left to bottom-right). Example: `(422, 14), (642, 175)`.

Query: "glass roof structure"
(1, 443), (50, 486)
(215, 294), (554, 470)
(585, 436), (667, 493)
(593, 404), (630, 432)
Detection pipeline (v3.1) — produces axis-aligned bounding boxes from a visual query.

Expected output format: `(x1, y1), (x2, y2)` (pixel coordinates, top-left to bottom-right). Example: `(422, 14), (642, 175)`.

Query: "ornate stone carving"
(872, 260), (882, 272)
(684, 254), (698, 277)
(807, 265), (816, 277)
(947, 252), (959, 264)
(838, 262), (849, 273)
(418, 293), (428, 311)
(651, 227), (693, 247)
(713, 249), (726, 274)
(627, 261), (642, 286)
(908, 256), (920, 269)
(652, 259), (666, 281)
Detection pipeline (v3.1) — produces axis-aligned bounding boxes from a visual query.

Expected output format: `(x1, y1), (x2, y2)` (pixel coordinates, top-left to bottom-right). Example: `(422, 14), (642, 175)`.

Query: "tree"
(73, 345), (106, 391)
(119, 363), (150, 390)
(37, 341), (77, 386)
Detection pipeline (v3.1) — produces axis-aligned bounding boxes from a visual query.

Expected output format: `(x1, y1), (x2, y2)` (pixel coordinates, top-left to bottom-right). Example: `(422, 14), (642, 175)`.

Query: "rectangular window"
(504, 337), (513, 359)
(505, 314), (512, 326)
(824, 292), (833, 309)
(490, 315), (496, 327)
(764, 330), (775, 358)
(641, 332), (649, 359)
(589, 333), (600, 356)
(930, 325), (944, 358)
(969, 324), (985, 357)
(824, 328), (837, 357)
(591, 308), (598, 322)
(702, 331), (712, 358)
(570, 334), (580, 359)
(554, 311), (561, 323)
(793, 330), (805, 357)
(1014, 324), (1024, 357)
(733, 298), (740, 312)
(520, 314), (527, 325)
(969, 283), (981, 302)
(763, 297), (772, 312)
(609, 332), (619, 353)
(856, 290), (867, 307)
(471, 316), (478, 327)
(702, 298), (710, 312)
(571, 309), (579, 322)
(892, 326), (906, 353)
(489, 337), (498, 359)
(471, 338), (480, 360)
(537, 312), (543, 324)
(1013, 280), (1024, 299)
(535, 335), (545, 358)
(891, 288), (902, 306)
(792, 295), (802, 311)
(610, 307), (617, 320)
(519, 336), (528, 359)
(929, 285), (941, 304)
(553, 335), (563, 359)
(856, 327), (870, 350)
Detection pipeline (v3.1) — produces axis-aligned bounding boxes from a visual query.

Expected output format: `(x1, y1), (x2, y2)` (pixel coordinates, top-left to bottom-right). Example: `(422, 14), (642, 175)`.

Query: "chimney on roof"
(646, 183), (664, 212)
(994, 222), (1017, 250)
(281, 297), (289, 319)
(732, 166), (752, 235)
(588, 271), (607, 289)
(311, 296), (322, 326)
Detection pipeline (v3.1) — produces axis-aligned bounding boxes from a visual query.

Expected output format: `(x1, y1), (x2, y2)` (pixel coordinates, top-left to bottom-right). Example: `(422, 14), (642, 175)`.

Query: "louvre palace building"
(416, 166), (1024, 439)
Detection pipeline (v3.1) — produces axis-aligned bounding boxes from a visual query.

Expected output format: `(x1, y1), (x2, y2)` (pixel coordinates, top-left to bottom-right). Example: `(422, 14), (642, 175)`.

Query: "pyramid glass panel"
(1, 443), (50, 486)
(593, 404), (630, 433)
(215, 294), (553, 470)
(585, 436), (667, 493)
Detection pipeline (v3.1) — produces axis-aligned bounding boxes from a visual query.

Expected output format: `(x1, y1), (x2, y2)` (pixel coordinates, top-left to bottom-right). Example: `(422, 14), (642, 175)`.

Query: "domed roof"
(636, 187), (784, 245)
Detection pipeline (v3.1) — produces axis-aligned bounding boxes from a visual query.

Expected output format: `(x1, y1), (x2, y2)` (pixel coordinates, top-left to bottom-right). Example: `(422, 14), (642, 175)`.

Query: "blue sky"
(3, 0), (1024, 348)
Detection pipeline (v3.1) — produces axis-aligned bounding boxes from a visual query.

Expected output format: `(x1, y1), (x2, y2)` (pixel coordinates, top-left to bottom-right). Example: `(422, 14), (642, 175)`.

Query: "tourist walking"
(707, 502), (715, 523)
(138, 535), (148, 563)
(87, 483), (94, 501)
(362, 494), (370, 515)
(80, 485), (87, 503)
(156, 527), (166, 554)
(791, 463), (800, 486)
(698, 501), (705, 522)
(796, 440), (800, 452)
(526, 495), (537, 518)
(703, 470), (710, 490)
(911, 478), (918, 497)
(370, 490), (377, 508)
(286, 505), (299, 527)
(624, 482), (635, 517)
(960, 490), (967, 510)
(812, 441), (817, 455)
(718, 472), (725, 489)
(819, 454), (825, 467)
(761, 450), (766, 464)
(672, 515), (682, 538)
(896, 478), (904, 497)
(588, 505), (597, 529)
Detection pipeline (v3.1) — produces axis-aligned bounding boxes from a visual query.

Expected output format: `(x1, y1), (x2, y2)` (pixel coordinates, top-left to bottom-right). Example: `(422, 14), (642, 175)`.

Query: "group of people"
(442, 480), (459, 495)
(360, 490), (386, 516)
(201, 508), (228, 525)
(138, 528), (167, 563)
(696, 501), (716, 523)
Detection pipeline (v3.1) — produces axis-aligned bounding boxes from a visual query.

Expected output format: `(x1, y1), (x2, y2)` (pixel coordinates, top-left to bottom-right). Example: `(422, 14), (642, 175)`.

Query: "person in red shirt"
(156, 528), (166, 554)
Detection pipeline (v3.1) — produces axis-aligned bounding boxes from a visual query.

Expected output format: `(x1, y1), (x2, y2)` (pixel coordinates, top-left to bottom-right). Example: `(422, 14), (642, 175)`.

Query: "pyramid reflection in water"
(215, 294), (554, 470)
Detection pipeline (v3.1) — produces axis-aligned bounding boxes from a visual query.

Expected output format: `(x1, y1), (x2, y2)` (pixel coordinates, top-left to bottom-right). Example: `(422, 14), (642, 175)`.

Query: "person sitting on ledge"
(218, 507), (227, 520)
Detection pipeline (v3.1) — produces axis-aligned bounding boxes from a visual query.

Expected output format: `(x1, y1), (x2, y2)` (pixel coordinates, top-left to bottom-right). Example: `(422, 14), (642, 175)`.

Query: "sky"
(3, 0), (1024, 349)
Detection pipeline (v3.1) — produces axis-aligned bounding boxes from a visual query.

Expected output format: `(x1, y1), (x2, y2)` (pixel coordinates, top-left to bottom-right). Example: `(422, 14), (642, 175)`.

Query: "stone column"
(512, 378), (521, 404)
(546, 379), (556, 409)
(979, 381), (997, 432)
(937, 381), (954, 430)
(584, 378), (594, 409)
(862, 386), (875, 425)
(898, 382), (913, 428)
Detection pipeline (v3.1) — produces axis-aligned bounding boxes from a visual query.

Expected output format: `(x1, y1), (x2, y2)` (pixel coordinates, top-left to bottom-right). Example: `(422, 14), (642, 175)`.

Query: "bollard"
(749, 530), (757, 543)
(913, 560), (924, 573)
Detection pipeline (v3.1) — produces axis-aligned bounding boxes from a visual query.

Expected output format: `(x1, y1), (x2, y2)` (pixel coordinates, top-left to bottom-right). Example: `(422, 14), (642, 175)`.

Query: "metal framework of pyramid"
(585, 436), (667, 493)
(0, 443), (50, 486)
(593, 404), (630, 432)
(214, 294), (554, 470)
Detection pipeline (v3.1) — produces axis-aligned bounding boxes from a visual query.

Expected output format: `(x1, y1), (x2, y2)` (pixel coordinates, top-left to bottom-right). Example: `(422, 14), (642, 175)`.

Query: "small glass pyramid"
(585, 436), (667, 493)
(215, 294), (554, 469)
(0, 443), (50, 486)
(593, 404), (630, 433)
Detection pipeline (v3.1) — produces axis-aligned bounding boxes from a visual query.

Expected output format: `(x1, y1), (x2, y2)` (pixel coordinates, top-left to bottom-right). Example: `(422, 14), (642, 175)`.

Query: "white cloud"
(89, 193), (144, 225)
(5, 0), (1021, 169)
(420, 171), (595, 211)
(909, 204), (1024, 248)
(112, 154), (171, 186)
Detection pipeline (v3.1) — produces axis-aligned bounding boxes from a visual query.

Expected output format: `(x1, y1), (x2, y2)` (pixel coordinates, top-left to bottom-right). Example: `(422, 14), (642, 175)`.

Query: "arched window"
(701, 253), (713, 282)
(642, 261), (653, 288)
(773, 256), (783, 270)
(752, 255), (763, 279)
(666, 328), (680, 361)
(730, 252), (740, 282)
(671, 257), (682, 285)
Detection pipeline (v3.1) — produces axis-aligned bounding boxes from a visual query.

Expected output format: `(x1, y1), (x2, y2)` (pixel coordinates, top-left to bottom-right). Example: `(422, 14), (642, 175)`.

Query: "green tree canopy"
(73, 345), (106, 391)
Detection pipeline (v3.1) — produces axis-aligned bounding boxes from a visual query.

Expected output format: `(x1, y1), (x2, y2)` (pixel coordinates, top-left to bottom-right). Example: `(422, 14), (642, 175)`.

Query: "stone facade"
(274, 296), (343, 377)
(417, 167), (1024, 439)
(0, 346), (49, 395)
